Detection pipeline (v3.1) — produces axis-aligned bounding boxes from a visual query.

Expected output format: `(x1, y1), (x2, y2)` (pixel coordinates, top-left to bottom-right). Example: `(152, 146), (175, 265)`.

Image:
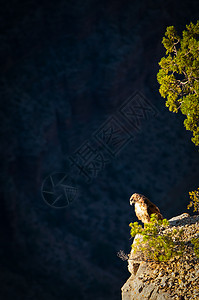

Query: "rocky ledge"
(121, 213), (199, 300)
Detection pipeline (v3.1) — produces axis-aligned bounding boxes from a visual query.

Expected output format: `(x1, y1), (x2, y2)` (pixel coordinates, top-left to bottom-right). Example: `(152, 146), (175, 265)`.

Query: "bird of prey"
(130, 193), (163, 224)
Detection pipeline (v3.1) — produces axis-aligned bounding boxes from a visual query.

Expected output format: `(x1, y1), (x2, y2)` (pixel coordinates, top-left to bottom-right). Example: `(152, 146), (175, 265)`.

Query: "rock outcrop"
(121, 214), (199, 300)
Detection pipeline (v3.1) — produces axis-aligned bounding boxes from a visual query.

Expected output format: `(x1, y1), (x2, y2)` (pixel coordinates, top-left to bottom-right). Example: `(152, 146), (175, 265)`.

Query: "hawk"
(130, 193), (163, 224)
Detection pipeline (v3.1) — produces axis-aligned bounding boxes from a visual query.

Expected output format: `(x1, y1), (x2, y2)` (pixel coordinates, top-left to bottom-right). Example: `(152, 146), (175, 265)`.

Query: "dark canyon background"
(0, 0), (199, 299)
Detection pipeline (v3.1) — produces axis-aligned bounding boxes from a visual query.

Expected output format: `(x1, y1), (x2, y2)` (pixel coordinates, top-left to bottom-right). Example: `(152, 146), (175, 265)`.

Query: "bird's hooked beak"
(129, 195), (135, 205)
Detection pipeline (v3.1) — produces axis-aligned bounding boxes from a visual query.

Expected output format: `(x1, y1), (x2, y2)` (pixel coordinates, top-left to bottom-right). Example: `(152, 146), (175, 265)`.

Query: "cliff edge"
(121, 213), (199, 300)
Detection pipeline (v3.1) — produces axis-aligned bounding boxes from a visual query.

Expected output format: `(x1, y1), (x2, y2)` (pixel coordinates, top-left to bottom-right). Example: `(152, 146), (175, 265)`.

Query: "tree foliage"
(157, 21), (199, 145)
(187, 187), (199, 213)
(129, 214), (184, 262)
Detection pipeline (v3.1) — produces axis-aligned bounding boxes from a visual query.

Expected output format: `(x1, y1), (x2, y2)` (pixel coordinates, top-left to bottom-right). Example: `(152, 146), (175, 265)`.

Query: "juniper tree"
(157, 21), (199, 146)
